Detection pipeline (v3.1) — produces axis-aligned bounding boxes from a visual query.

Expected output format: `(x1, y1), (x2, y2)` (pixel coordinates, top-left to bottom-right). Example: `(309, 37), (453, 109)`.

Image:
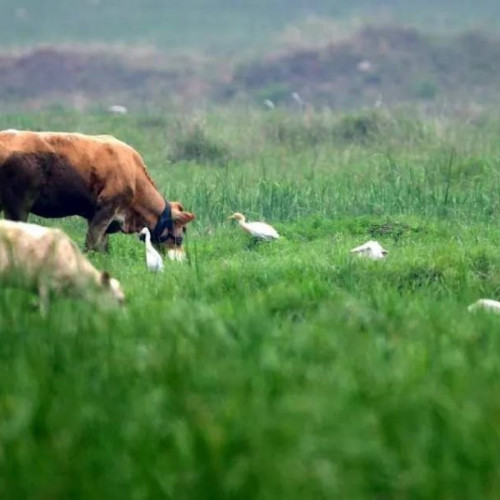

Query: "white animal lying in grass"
(0, 220), (125, 311)
(350, 240), (388, 259)
(467, 299), (500, 314)
(229, 212), (280, 241)
(139, 228), (164, 272)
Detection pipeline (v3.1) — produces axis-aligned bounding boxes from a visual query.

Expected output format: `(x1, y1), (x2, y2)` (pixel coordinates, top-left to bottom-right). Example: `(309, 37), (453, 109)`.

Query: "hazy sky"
(1, 0), (498, 49)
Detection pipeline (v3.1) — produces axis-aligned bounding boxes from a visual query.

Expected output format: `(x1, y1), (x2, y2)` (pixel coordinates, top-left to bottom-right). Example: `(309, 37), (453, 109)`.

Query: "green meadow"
(2, 108), (500, 498)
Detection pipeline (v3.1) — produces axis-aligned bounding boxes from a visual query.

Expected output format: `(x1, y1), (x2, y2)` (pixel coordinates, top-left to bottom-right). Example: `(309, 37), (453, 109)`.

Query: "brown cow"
(0, 130), (195, 252)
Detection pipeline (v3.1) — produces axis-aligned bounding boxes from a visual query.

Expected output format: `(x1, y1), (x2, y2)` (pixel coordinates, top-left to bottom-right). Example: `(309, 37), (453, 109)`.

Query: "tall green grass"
(2, 108), (500, 498)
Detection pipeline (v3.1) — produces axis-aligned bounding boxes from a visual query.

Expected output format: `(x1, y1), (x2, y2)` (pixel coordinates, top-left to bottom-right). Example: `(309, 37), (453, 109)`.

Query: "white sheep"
(0, 220), (124, 312)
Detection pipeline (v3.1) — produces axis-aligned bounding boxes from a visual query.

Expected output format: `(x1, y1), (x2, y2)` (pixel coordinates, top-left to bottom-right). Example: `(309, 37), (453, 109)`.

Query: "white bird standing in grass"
(291, 91), (306, 111)
(263, 99), (275, 110)
(229, 213), (280, 241)
(107, 105), (128, 115)
(468, 299), (500, 314)
(350, 240), (388, 259)
(139, 227), (164, 272)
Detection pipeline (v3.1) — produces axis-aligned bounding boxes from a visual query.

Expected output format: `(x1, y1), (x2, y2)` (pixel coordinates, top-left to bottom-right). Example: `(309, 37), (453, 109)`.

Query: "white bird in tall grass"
(229, 213), (280, 241)
(263, 99), (275, 110)
(107, 105), (128, 115)
(468, 299), (500, 314)
(350, 240), (388, 260)
(139, 227), (164, 272)
(291, 91), (305, 110)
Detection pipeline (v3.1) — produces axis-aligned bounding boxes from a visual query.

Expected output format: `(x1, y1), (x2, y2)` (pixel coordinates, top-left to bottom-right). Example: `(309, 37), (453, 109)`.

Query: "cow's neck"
(133, 175), (166, 230)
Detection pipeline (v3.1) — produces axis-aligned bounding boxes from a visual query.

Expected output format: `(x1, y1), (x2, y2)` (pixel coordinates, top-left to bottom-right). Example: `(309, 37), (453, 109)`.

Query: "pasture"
(2, 108), (500, 498)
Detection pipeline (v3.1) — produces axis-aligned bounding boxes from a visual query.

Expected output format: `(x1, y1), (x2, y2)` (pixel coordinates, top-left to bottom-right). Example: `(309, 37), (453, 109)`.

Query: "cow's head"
(151, 200), (195, 253)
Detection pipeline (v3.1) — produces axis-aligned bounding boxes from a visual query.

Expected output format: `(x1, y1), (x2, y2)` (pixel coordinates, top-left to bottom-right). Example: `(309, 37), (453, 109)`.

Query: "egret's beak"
(228, 215), (235, 220)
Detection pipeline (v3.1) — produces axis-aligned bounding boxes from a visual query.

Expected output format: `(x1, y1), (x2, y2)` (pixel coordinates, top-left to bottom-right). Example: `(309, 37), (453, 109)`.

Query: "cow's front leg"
(85, 205), (116, 252)
(94, 233), (110, 252)
(4, 207), (29, 222)
(2, 191), (30, 222)
(38, 283), (50, 317)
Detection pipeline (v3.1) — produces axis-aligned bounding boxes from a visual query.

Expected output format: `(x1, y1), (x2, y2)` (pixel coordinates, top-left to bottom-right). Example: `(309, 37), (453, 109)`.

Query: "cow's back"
(0, 130), (138, 184)
(0, 131), (143, 219)
(0, 130), (52, 164)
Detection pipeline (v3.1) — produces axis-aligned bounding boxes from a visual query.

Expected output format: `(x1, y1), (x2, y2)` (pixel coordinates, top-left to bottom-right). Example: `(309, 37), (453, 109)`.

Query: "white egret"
(350, 240), (388, 260)
(107, 105), (128, 115)
(357, 60), (373, 73)
(229, 213), (280, 241)
(468, 299), (500, 314)
(263, 99), (275, 110)
(139, 227), (164, 272)
(291, 91), (307, 111)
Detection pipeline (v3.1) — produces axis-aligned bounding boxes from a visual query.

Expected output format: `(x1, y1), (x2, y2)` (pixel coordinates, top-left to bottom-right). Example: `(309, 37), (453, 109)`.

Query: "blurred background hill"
(2, 0), (500, 49)
(1, 0), (499, 111)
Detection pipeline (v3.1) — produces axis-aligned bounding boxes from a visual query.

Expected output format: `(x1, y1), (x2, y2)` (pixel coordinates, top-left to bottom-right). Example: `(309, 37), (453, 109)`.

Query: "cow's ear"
(101, 271), (111, 287)
(171, 204), (196, 224)
(176, 212), (196, 224)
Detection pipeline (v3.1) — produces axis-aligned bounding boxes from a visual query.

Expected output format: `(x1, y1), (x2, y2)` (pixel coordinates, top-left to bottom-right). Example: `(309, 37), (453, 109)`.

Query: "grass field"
(2, 108), (500, 498)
